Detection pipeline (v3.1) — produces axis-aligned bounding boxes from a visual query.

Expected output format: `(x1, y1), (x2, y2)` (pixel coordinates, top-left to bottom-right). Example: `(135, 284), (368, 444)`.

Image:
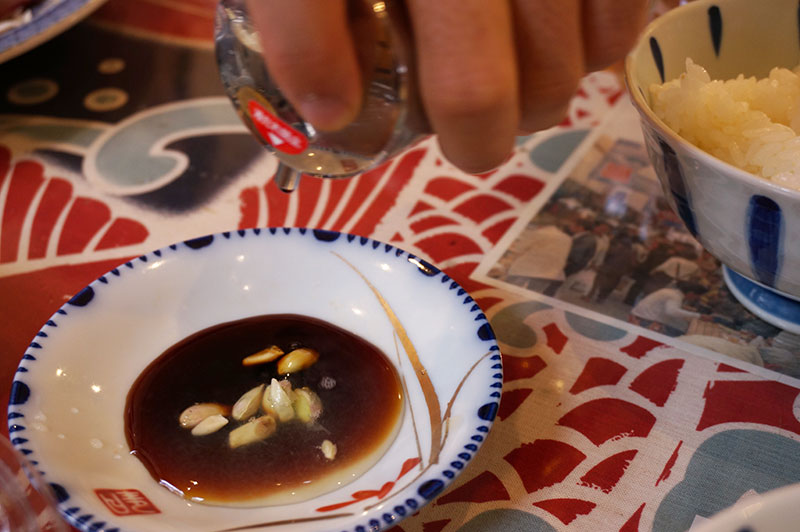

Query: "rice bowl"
(651, 58), (800, 190)
(625, 0), (800, 330)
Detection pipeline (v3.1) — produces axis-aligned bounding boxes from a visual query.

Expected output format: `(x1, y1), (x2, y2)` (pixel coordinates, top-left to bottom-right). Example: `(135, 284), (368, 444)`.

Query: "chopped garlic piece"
(179, 403), (230, 429)
(277, 347), (320, 374)
(191, 414), (229, 436)
(232, 384), (264, 421)
(294, 387), (323, 423)
(321, 439), (337, 461)
(242, 345), (284, 366)
(263, 378), (295, 422)
(229, 415), (276, 448)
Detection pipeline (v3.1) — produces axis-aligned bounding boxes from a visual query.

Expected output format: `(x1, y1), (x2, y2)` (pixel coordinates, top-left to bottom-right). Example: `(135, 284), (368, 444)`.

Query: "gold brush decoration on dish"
(362, 347), (493, 512)
(335, 250), (494, 511)
(392, 331), (424, 468)
(333, 251), (444, 465)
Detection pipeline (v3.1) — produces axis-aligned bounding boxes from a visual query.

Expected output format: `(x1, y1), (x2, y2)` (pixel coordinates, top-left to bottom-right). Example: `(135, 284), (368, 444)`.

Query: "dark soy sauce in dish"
(125, 314), (404, 506)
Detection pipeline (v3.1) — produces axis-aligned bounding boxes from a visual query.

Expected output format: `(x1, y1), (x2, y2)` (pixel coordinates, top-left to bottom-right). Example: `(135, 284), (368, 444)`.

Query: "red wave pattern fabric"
(717, 363), (747, 373)
(453, 195), (513, 224)
(579, 450), (638, 493)
(410, 215), (459, 233)
(629, 359), (684, 407)
(1, 161), (45, 263)
(532, 498), (596, 525)
(424, 177), (474, 201)
(421, 520), (450, 532)
(543, 323), (569, 354)
(569, 358), (627, 395)
(0, 150), (149, 263)
(498, 388), (533, 421)
(436, 471), (510, 505)
(28, 178), (72, 259)
(504, 439), (586, 494)
(482, 218), (516, 244)
(655, 440), (683, 487)
(96, 219), (151, 251)
(557, 398), (656, 446)
(6, 70), (778, 532)
(414, 233), (483, 264)
(238, 150), (423, 234)
(492, 174), (545, 201)
(619, 503), (646, 532)
(620, 336), (665, 359)
(57, 198), (111, 255)
(503, 355), (547, 383)
(697, 380), (800, 434)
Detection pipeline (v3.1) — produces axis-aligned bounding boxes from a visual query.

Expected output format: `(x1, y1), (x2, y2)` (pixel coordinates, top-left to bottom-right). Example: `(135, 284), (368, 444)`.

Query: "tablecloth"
(2, 1), (800, 531)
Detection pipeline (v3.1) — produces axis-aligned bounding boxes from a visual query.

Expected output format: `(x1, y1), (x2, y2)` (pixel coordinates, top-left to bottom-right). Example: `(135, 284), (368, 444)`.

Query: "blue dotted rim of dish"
(723, 265), (800, 334)
(0, 0), (96, 54)
(7, 227), (502, 532)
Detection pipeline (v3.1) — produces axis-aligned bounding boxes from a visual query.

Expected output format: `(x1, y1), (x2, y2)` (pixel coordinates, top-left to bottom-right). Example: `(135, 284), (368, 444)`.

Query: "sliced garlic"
(277, 347), (319, 375)
(277, 379), (296, 401)
(229, 415), (277, 449)
(179, 403), (230, 429)
(232, 384), (264, 421)
(191, 414), (229, 436)
(293, 387), (323, 423)
(242, 345), (284, 366)
(262, 378), (295, 422)
(320, 439), (337, 460)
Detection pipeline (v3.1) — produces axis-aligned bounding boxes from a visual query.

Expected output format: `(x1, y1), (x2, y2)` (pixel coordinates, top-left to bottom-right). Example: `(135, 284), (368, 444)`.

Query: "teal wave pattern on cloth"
(653, 429), (800, 531)
(490, 301), (552, 348)
(457, 509), (557, 532)
(565, 312), (627, 341)
(528, 130), (590, 172)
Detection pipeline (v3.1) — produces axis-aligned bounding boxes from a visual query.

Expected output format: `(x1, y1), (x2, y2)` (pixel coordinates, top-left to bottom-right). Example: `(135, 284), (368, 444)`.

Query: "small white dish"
(8, 228), (501, 532)
(0, 0), (107, 65)
(692, 483), (800, 532)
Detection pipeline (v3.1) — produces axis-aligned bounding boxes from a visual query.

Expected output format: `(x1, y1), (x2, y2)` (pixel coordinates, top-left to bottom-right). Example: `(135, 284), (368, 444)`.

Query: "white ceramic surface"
(7, 228), (501, 532)
(691, 483), (800, 532)
(0, 0), (107, 64)
(625, 0), (800, 324)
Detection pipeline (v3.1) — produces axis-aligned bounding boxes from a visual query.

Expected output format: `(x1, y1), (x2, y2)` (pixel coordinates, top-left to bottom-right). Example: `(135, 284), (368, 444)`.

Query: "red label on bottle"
(247, 100), (308, 155)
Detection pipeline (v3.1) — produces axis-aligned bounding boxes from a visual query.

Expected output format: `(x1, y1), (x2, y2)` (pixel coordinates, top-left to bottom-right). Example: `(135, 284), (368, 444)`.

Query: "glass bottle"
(214, 0), (428, 191)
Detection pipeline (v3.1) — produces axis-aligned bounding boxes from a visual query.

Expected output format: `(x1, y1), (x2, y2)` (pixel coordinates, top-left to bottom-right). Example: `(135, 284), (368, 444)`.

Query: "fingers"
(406, 0), (519, 174)
(512, 0), (584, 132)
(581, 0), (649, 72)
(245, 0), (362, 131)
(245, 0), (647, 174)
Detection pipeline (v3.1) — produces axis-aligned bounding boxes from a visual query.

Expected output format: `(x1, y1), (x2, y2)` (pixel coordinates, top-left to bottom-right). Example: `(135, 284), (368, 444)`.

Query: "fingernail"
(298, 94), (356, 131)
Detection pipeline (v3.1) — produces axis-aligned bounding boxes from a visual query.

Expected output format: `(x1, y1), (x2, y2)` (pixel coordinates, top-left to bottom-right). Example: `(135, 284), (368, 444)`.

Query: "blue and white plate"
(723, 266), (800, 335)
(7, 228), (501, 532)
(0, 0), (107, 64)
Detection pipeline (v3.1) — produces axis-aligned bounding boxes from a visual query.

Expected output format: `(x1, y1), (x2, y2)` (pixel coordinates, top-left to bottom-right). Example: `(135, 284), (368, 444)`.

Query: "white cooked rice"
(650, 58), (800, 190)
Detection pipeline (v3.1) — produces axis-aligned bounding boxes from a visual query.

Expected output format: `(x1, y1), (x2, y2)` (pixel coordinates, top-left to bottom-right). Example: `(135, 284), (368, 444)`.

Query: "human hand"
(245, 0), (648, 174)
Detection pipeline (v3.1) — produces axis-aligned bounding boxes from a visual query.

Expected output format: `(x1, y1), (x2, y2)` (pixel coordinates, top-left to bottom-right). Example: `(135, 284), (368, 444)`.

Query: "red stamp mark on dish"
(247, 100), (308, 155)
(95, 489), (160, 516)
